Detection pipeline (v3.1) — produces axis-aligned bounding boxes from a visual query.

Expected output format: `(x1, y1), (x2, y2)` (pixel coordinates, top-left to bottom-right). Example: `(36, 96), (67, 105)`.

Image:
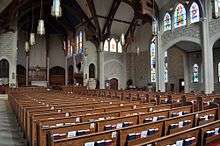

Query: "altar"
(31, 81), (48, 87)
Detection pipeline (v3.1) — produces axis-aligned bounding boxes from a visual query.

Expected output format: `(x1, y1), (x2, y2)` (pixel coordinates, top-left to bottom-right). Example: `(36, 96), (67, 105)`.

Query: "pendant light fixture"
(51, 0), (62, 18)
(152, 0), (158, 36)
(25, 41), (30, 53)
(120, 33), (125, 46)
(30, 2), (35, 45)
(37, 0), (45, 35)
(137, 46), (140, 56)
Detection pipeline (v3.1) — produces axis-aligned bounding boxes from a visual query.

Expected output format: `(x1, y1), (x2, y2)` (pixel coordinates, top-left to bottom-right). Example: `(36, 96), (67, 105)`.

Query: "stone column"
(202, 18), (214, 94)
(156, 34), (166, 92)
(46, 57), (50, 85)
(183, 52), (190, 93)
(98, 42), (105, 89)
(25, 53), (29, 86)
(65, 56), (68, 85)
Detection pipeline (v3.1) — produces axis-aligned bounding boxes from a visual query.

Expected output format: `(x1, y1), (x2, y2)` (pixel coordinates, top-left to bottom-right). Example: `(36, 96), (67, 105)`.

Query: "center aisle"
(0, 98), (26, 146)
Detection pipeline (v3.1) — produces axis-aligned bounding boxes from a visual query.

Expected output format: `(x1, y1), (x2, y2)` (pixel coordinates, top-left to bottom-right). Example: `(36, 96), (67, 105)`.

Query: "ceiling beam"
(86, 0), (101, 41)
(102, 0), (121, 40)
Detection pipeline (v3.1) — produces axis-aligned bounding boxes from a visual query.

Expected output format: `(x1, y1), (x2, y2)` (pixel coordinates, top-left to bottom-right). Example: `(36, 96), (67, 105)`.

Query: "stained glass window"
(110, 38), (117, 52)
(190, 2), (200, 24)
(118, 42), (123, 53)
(164, 13), (172, 31)
(193, 64), (199, 83)
(218, 62), (220, 82)
(78, 31), (83, 54)
(164, 51), (168, 83)
(174, 3), (187, 28)
(150, 37), (156, 82)
(104, 40), (109, 51)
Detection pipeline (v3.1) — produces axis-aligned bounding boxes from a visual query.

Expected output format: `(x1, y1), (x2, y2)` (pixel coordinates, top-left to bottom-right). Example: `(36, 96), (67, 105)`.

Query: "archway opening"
(110, 78), (118, 90)
(213, 39), (220, 93)
(17, 65), (26, 86)
(89, 63), (95, 78)
(0, 59), (9, 94)
(49, 66), (65, 86)
(165, 41), (202, 93)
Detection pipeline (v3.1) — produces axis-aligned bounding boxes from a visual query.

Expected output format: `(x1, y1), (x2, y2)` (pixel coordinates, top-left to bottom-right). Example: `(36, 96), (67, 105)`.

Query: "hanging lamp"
(51, 0), (62, 18)
(152, 0), (158, 36)
(37, 0), (45, 35)
(25, 41), (30, 53)
(30, 2), (35, 45)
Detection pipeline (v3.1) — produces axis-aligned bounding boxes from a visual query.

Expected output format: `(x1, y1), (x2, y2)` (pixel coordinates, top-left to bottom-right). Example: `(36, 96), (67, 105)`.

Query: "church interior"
(0, 0), (220, 146)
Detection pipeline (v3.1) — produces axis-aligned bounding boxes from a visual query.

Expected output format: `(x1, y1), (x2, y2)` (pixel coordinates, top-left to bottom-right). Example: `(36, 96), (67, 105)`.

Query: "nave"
(8, 87), (220, 146)
(0, 95), (26, 146)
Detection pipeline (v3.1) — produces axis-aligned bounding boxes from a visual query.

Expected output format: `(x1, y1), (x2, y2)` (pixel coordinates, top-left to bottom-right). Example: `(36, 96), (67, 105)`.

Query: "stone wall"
(0, 31), (17, 86)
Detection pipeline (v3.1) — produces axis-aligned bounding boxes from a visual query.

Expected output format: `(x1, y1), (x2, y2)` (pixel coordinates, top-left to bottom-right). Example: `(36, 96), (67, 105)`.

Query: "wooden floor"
(0, 97), (26, 146)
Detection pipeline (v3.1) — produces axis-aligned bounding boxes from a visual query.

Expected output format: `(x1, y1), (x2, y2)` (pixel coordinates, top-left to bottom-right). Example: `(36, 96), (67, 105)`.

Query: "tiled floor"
(0, 98), (26, 146)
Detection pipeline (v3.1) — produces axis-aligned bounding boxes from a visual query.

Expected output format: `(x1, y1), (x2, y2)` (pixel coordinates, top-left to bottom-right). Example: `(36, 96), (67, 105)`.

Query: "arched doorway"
(164, 41), (202, 93)
(0, 59), (9, 94)
(110, 78), (118, 90)
(68, 65), (73, 85)
(212, 39), (220, 93)
(89, 63), (95, 78)
(17, 65), (26, 86)
(49, 66), (65, 85)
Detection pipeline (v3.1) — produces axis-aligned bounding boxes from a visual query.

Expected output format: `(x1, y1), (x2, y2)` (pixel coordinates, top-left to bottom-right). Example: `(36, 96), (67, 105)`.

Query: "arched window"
(193, 64), (199, 83)
(118, 42), (123, 53)
(190, 2), (200, 24)
(76, 31), (84, 54)
(89, 63), (95, 78)
(104, 40), (109, 51)
(218, 62), (220, 82)
(174, 3), (187, 28)
(110, 38), (117, 52)
(164, 13), (172, 31)
(150, 37), (156, 82)
(212, 0), (219, 18)
(164, 51), (168, 83)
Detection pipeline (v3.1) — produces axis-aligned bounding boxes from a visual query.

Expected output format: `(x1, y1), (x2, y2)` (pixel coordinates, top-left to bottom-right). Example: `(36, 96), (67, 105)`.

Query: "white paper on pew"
(178, 112), (183, 116)
(116, 123), (123, 129)
(153, 117), (158, 122)
(112, 131), (117, 138)
(215, 128), (220, 135)
(56, 123), (64, 127)
(149, 108), (153, 112)
(65, 113), (70, 117)
(90, 123), (95, 128)
(133, 105), (137, 109)
(141, 130), (148, 138)
(205, 115), (209, 121)
(176, 140), (183, 146)
(76, 117), (80, 122)
(67, 131), (76, 138)
(84, 142), (95, 146)
(179, 121), (183, 128)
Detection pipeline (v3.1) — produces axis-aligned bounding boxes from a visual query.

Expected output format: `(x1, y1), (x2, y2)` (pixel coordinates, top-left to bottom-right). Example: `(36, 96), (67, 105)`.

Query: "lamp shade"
(37, 19), (45, 35)
(25, 41), (30, 52)
(30, 33), (35, 45)
(152, 19), (158, 36)
(51, 0), (62, 17)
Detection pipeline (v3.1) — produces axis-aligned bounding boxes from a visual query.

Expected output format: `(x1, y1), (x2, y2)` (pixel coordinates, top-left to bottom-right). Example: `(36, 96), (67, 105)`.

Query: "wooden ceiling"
(0, 0), (158, 46)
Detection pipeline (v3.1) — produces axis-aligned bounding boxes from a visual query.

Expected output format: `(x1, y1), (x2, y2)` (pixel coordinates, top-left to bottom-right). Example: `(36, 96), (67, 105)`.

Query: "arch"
(109, 78), (118, 90)
(193, 63), (199, 83)
(104, 39), (109, 51)
(68, 65), (74, 84)
(17, 65), (26, 86)
(118, 42), (123, 53)
(174, 3), (187, 28)
(189, 2), (200, 24)
(0, 59), (9, 85)
(110, 38), (117, 52)
(49, 66), (65, 85)
(210, 33), (220, 50)
(89, 63), (95, 78)
(163, 12), (172, 31)
(162, 36), (201, 52)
